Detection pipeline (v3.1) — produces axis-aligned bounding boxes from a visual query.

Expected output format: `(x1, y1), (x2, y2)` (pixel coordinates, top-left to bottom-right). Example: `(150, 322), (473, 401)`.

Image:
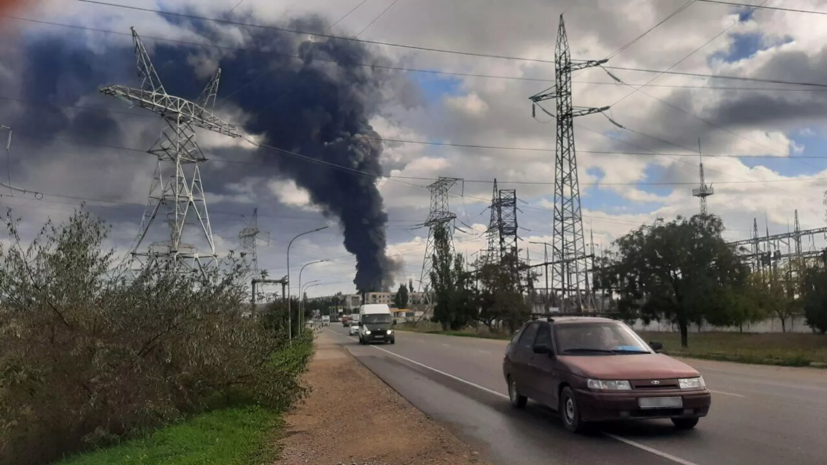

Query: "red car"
(503, 317), (711, 433)
(342, 315), (350, 326)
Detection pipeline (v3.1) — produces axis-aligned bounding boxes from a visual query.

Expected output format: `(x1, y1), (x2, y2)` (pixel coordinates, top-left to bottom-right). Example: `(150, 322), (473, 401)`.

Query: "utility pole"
(101, 28), (241, 273)
(251, 276), (288, 311)
(530, 241), (551, 313)
(239, 208), (270, 277)
(418, 177), (459, 294)
(529, 15), (607, 313)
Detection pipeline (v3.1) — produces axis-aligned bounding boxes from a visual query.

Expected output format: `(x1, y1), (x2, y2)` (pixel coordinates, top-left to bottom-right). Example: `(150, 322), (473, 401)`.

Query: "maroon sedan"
(502, 317), (711, 433)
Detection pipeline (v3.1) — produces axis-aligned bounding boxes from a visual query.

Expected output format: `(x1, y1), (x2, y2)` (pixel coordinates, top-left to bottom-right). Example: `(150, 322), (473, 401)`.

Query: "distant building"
(365, 292), (394, 306)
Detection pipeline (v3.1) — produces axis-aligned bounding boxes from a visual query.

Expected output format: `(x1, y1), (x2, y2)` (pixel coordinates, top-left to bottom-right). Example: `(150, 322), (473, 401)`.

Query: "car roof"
(360, 304), (390, 314)
(527, 316), (619, 326)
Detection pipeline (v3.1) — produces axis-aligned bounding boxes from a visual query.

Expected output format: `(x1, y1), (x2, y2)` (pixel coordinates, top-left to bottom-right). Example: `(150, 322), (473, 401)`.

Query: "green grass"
(639, 331), (827, 367)
(397, 323), (827, 367)
(57, 406), (280, 465)
(56, 336), (315, 465)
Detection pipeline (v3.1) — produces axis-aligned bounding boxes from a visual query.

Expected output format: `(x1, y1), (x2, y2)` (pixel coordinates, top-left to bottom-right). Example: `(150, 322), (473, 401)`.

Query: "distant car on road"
(342, 316), (350, 327)
(348, 321), (360, 336)
(322, 315), (330, 326)
(503, 317), (710, 433)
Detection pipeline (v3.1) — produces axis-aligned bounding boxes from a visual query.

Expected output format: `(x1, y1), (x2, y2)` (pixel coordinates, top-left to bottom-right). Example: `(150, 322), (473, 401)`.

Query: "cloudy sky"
(2, 0), (827, 297)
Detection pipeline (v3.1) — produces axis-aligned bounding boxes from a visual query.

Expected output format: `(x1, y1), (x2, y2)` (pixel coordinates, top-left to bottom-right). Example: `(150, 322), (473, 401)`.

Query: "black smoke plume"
(0, 15), (405, 292)
(210, 17), (401, 292)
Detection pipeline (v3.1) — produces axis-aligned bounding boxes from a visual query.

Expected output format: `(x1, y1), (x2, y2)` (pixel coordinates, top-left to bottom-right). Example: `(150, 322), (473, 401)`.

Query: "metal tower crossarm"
(99, 85), (241, 139)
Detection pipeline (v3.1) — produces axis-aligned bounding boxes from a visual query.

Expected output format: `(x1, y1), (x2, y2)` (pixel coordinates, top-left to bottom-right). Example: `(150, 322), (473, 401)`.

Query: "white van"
(358, 304), (395, 345)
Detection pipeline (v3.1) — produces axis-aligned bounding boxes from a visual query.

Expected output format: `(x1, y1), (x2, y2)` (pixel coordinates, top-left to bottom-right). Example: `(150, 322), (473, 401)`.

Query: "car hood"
(560, 354), (699, 379)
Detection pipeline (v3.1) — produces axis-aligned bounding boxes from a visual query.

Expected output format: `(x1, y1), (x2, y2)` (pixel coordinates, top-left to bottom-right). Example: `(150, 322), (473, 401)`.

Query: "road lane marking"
(604, 433), (700, 465)
(326, 329), (702, 465)
(709, 389), (745, 398)
(370, 344), (508, 399)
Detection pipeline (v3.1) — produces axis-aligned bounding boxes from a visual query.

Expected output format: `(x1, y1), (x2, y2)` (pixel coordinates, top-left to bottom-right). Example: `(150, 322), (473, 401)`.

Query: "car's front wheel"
(560, 387), (588, 433)
(672, 418), (699, 430)
(507, 376), (527, 409)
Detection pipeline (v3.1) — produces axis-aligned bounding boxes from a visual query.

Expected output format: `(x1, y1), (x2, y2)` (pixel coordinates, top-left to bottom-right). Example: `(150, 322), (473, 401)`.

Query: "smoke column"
(215, 18), (399, 292)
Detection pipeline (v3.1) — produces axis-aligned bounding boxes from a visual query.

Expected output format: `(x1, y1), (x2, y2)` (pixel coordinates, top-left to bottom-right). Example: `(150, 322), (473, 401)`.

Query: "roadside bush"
(0, 211), (309, 465)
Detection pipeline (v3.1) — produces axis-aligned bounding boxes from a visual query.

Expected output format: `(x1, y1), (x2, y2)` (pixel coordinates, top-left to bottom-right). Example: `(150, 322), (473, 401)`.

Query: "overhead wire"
(7, 15), (827, 92)
(697, 0), (827, 16)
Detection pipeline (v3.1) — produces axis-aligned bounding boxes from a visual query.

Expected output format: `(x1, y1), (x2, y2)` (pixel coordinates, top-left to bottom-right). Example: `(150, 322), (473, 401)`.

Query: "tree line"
(412, 214), (827, 348)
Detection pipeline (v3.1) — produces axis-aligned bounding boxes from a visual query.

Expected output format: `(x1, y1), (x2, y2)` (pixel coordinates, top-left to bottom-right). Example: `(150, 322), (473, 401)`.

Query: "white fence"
(632, 316), (815, 334)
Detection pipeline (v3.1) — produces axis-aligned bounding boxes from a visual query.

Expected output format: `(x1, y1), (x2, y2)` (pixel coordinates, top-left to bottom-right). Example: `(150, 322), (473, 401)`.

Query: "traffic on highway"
(328, 320), (827, 465)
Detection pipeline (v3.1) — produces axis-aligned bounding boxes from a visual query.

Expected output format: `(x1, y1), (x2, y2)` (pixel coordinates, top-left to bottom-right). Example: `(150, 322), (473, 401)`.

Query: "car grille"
(631, 379), (679, 390)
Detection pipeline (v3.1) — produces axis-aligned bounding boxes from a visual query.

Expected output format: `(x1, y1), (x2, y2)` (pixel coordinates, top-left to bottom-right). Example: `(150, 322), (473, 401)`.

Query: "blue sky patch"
(712, 32), (793, 63)
(411, 74), (463, 103)
(739, 132), (827, 177)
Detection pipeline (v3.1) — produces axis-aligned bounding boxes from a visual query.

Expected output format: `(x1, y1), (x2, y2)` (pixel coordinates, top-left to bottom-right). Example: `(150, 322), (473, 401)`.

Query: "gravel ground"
(273, 331), (486, 465)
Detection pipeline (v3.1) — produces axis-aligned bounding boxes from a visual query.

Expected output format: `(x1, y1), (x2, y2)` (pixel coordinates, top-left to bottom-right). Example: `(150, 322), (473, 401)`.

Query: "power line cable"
(607, 0), (697, 59)
(355, 0), (400, 37)
(697, 0), (827, 16)
(10, 15), (827, 91)
(76, 0), (558, 64)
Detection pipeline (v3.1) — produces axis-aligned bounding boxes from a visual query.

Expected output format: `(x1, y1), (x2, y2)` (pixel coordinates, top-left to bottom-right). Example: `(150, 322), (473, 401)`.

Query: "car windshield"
(362, 314), (392, 324)
(553, 322), (651, 355)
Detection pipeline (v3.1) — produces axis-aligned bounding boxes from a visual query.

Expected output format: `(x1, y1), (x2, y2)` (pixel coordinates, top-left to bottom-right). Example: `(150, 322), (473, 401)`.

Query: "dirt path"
(274, 331), (485, 465)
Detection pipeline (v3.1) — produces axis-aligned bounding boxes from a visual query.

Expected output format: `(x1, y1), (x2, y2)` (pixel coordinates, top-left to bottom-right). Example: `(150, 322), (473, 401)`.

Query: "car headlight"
(386, 329), (393, 335)
(678, 377), (705, 389)
(364, 329), (371, 335)
(587, 379), (632, 391)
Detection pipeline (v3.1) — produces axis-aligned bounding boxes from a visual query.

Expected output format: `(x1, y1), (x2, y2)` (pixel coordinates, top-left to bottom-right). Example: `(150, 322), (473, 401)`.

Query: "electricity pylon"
(239, 208), (270, 276)
(101, 28), (241, 273)
(484, 179), (519, 279)
(418, 177), (459, 293)
(529, 15), (608, 312)
(693, 139), (714, 216)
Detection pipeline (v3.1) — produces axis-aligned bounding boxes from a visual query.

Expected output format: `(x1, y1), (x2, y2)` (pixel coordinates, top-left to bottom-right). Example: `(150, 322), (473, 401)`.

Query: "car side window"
(518, 323), (539, 348)
(534, 324), (552, 348)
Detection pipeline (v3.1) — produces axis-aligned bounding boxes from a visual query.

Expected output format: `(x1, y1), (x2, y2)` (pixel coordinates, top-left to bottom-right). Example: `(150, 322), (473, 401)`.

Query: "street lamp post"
(298, 259), (329, 329)
(300, 279), (321, 326)
(530, 241), (552, 313)
(287, 226), (329, 340)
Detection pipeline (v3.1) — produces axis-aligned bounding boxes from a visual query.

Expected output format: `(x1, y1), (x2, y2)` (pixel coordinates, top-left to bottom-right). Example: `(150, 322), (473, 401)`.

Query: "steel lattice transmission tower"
(419, 177), (459, 293)
(485, 179), (501, 265)
(529, 15), (608, 312)
(484, 179), (519, 267)
(693, 139), (714, 216)
(101, 28), (241, 272)
(239, 208), (270, 276)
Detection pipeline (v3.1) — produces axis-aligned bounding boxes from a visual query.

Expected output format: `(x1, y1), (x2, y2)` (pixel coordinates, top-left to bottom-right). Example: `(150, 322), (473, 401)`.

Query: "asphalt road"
(326, 325), (827, 465)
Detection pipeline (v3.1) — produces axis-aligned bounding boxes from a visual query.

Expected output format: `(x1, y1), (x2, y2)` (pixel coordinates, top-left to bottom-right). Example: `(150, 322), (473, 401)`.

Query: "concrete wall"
(632, 316), (815, 334)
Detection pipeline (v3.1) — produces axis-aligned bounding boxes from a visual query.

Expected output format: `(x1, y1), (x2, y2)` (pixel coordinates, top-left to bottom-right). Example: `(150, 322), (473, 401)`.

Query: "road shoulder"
(272, 331), (486, 465)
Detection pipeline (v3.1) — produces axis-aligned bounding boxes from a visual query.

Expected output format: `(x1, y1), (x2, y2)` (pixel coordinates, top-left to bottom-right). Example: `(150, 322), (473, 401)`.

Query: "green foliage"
(476, 253), (531, 333)
(599, 214), (748, 347)
(429, 225), (475, 331)
(394, 283), (409, 309)
(0, 210), (310, 465)
(802, 265), (827, 334)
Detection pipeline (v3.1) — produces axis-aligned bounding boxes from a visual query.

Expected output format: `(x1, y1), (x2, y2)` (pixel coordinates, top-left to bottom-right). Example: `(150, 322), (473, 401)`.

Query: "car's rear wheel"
(507, 376), (527, 409)
(672, 418), (699, 430)
(560, 387), (588, 433)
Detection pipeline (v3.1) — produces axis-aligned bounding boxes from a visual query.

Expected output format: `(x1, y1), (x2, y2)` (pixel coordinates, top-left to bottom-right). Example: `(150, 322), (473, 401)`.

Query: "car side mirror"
(358, 322), (363, 327)
(392, 320), (397, 326)
(649, 341), (663, 353)
(533, 343), (552, 355)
